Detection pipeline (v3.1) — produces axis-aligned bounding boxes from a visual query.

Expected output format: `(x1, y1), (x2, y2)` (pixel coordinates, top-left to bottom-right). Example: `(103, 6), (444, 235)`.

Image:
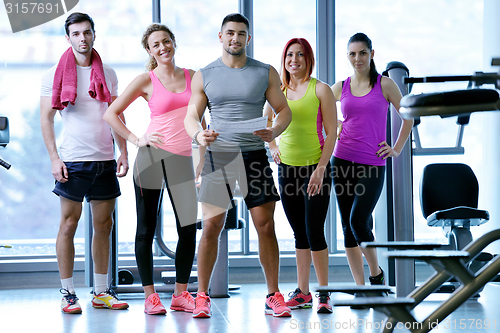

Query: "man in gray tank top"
(185, 13), (292, 318)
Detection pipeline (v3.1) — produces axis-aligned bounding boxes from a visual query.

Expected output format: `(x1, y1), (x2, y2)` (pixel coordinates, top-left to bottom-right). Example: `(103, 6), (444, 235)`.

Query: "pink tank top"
(146, 68), (192, 156)
(333, 75), (389, 166)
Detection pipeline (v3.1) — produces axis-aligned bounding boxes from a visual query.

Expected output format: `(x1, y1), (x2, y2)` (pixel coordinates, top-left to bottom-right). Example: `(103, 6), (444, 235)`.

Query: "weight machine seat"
(400, 88), (500, 119)
(420, 163), (489, 227)
(427, 206), (489, 228)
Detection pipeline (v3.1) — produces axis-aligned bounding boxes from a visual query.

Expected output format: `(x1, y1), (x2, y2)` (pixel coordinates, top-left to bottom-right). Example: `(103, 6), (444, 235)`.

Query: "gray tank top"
(201, 57), (269, 152)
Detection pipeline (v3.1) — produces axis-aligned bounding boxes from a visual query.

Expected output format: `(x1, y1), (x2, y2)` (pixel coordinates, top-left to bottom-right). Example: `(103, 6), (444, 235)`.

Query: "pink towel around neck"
(51, 47), (112, 110)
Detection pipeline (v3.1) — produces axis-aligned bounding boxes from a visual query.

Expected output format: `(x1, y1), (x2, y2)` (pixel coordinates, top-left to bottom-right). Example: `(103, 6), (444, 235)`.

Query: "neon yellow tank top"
(279, 78), (325, 166)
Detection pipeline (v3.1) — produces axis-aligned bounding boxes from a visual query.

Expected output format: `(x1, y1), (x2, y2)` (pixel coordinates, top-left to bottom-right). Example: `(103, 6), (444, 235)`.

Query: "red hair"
(280, 38), (315, 91)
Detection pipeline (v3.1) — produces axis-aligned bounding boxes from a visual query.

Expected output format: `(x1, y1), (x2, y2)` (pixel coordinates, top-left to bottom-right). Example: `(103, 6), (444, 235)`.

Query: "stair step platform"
(333, 297), (415, 308)
(384, 250), (470, 260)
(361, 241), (446, 250)
(316, 285), (393, 296)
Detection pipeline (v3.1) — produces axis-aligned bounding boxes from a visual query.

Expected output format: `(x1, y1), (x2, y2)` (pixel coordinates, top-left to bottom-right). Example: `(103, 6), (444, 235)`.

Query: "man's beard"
(224, 45), (245, 56)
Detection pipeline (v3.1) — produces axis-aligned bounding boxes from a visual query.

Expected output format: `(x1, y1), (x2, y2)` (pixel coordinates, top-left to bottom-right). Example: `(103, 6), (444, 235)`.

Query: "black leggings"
(278, 162), (332, 251)
(332, 157), (385, 248)
(134, 147), (197, 286)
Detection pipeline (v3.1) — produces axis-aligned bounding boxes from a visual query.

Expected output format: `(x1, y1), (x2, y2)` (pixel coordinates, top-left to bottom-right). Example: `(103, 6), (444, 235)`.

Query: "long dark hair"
(348, 32), (378, 88)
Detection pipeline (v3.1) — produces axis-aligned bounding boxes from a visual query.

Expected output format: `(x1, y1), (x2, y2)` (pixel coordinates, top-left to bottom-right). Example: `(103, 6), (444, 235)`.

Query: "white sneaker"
(60, 288), (82, 314)
(92, 288), (129, 310)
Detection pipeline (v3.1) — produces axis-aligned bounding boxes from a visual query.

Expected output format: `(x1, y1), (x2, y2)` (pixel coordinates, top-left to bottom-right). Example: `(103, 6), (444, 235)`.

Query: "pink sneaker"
(192, 292), (211, 318)
(170, 291), (195, 312)
(144, 293), (166, 315)
(285, 288), (313, 309)
(317, 292), (333, 314)
(265, 292), (292, 317)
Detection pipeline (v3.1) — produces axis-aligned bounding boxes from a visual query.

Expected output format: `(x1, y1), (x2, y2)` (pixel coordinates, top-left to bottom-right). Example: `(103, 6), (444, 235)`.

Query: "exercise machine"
(0, 116), (11, 170)
(1, 116), (12, 249)
(322, 59), (500, 333)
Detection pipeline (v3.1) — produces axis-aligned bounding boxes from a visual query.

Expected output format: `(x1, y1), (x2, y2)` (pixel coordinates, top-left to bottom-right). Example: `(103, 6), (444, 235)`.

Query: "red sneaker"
(265, 292), (292, 317)
(193, 292), (211, 318)
(144, 293), (166, 315)
(285, 288), (313, 309)
(170, 291), (195, 312)
(317, 292), (333, 314)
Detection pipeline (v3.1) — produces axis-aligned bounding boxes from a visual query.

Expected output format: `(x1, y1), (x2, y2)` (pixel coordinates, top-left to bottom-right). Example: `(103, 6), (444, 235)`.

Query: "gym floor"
(1, 282), (499, 333)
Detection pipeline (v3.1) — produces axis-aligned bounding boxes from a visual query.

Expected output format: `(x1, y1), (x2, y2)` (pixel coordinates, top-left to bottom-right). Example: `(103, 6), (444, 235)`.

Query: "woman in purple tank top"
(330, 33), (413, 300)
(104, 24), (204, 315)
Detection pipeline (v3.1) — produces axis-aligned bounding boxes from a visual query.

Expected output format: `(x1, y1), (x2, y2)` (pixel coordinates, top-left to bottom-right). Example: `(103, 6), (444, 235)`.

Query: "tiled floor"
(1, 282), (499, 333)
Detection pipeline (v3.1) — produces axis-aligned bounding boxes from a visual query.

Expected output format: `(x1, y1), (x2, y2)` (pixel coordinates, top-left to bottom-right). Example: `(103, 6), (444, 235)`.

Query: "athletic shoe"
(144, 292), (166, 315)
(192, 292), (211, 318)
(171, 291), (195, 312)
(316, 292), (333, 313)
(369, 267), (385, 285)
(60, 288), (82, 314)
(92, 288), (129, 310)
(265, 292), (292, 317)
(285, 288), (312, 309)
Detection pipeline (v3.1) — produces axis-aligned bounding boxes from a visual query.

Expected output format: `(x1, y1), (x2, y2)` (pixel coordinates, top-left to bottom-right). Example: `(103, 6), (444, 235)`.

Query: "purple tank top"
(333, 75), (389, 166)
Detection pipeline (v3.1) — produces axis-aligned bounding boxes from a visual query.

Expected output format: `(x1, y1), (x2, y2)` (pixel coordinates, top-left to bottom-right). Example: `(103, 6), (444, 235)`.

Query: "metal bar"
(413, 147), (465, 156)
(412, 126), (423, 150)
(317, 0), (337, 252)
(239, 0), (253, 58)
(456, 124), (465, 147)
(316, 0), (335, 85)
(152, 0), (160, 23)
(405, 73), (500, 84)
(387, 66), (415, 298)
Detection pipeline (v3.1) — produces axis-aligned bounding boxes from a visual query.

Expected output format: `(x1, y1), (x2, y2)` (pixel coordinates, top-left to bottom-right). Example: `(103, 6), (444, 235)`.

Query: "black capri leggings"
(278, 162), (332, 252)
(332, 157), (385, 248)
(134, 147), (197, 286)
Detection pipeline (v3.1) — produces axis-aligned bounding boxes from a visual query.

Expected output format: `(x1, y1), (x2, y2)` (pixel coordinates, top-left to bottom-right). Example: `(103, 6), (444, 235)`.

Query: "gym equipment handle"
(0, 157), (11, 170)
(405, 73), (500, 84)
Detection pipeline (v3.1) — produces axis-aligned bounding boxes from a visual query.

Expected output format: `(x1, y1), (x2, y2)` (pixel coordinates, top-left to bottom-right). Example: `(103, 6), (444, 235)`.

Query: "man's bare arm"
(184, 71), (218, 146)
(108, 96), (129, 177)
(254, 66), (291, 142)
(40, 96), (68, 182)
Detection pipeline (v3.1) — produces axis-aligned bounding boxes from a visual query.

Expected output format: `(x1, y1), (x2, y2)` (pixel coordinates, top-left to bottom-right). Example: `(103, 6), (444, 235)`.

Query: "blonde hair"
(141, 24), (176, 71)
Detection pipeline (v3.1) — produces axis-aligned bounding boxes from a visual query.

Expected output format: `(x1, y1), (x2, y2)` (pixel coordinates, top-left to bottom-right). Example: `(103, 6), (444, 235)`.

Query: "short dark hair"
(221, 13), (249, 31)
(65, 12), (95, 36)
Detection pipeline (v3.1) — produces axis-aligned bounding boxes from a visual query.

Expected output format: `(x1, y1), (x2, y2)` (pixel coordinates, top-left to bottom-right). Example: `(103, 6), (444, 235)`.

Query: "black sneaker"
(369, 267), (385, 285)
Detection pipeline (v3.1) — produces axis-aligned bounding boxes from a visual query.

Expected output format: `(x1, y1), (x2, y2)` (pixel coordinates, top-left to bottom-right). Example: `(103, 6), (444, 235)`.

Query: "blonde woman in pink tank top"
(330, 33), (413, 301)
(104, 24), (205, 315)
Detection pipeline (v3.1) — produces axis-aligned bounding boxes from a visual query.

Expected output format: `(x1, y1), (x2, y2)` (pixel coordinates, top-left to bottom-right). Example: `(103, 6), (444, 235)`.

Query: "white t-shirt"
(40, 64), (118, 162)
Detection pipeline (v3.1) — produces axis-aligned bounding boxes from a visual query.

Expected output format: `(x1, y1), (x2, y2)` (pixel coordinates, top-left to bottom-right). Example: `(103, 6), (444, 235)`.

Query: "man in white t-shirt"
(40, 12), (129, 314)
